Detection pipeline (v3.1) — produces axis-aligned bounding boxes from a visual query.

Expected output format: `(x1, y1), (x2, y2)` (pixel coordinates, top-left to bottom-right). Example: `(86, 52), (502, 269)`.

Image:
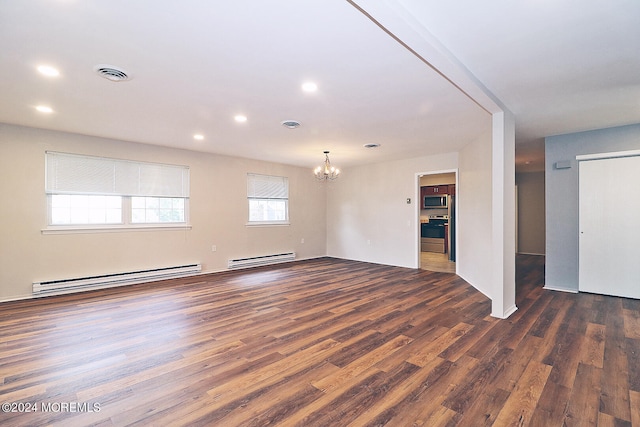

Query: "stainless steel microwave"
(424, 195), (447, 208)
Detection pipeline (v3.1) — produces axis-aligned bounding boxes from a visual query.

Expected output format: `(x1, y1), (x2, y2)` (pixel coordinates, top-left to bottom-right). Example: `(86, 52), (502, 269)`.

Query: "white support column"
(491, 111), (517, 318)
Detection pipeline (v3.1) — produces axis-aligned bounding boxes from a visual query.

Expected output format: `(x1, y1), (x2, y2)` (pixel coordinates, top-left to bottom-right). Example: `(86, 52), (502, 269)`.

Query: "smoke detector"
(94, 64), (131, 82)
(281, 120), (301, 129)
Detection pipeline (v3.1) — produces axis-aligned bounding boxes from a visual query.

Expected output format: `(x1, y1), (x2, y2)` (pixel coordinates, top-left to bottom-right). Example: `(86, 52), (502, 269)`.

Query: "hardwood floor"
(421, 251), (456, 273)
(1, 255), (639, 426)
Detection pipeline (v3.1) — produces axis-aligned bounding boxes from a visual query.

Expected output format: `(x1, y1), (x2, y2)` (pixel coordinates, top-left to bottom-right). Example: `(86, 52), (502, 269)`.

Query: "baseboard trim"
(492, 304), (518, 319)
(1, 256), (329, 305)
(543, 286), (578, 294)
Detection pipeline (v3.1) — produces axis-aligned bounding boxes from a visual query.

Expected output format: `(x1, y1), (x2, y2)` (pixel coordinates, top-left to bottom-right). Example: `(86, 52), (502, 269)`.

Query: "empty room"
(1, 1), (639, 426)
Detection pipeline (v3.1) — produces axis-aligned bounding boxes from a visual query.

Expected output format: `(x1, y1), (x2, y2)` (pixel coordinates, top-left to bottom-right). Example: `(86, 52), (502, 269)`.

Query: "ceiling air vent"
(281, 120), (301, 129)
(94, 64), (131, 82)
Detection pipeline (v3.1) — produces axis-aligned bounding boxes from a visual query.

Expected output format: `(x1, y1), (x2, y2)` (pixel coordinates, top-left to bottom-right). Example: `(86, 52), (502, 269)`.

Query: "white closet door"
(579, 155), (640, 299)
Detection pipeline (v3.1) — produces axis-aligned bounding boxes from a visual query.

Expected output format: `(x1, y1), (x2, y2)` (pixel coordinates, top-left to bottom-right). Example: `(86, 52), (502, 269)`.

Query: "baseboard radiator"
(32, 264), (202, 296)
(228, 252), (295, 269)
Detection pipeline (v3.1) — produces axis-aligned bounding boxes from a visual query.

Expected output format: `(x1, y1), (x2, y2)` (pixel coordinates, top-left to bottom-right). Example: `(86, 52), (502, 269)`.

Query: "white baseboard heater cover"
(228, 252), (295, 269)
(32, 264), (202, 296)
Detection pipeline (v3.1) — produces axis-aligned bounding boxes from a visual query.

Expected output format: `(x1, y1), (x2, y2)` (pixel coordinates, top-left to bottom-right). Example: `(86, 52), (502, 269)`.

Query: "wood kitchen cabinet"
(423, 185), (449, 195)
(448, 184), (456, 195)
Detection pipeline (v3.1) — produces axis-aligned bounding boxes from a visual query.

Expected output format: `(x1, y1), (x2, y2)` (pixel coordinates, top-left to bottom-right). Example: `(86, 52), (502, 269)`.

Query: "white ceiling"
(1, 1), (638, 173)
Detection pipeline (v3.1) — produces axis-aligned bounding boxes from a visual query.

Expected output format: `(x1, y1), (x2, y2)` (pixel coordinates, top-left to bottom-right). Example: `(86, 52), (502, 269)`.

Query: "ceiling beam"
(347, 0), (506, 115)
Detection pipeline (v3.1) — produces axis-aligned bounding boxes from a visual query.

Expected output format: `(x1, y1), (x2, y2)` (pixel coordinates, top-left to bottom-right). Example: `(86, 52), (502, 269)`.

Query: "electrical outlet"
(211, 245), (217, 252)
(301, 238), (305, 244)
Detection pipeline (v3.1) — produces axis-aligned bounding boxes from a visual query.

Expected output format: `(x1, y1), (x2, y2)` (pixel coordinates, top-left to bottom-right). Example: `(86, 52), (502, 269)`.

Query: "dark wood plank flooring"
(0, 255), (639, 426)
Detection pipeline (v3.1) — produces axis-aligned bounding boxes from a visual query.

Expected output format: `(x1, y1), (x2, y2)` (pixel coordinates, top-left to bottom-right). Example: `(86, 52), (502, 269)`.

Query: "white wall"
(516, 172), (545, 255)
(325, 126), (505, 314)
(456, 130), (493, 299)
(545, 123), (640, 292)
(1, 119), (510, 314)
(0, 124), (327, 301)
(326, 153), (458, 268)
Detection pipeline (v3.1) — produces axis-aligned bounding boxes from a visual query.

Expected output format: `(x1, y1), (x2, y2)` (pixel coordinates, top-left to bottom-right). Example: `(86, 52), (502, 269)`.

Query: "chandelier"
(314, 151), (340, 181)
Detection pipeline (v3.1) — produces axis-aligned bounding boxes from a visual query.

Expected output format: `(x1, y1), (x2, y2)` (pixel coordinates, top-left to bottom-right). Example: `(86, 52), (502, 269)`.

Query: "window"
(45, 152), (190, 229)
(51, 194), (122, 225)
(131, 197), (185, 223)
(247, 173), (289, 225)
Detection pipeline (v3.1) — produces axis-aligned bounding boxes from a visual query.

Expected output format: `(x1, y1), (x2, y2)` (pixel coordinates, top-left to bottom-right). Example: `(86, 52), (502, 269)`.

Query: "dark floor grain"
(0, 255), (638, 426)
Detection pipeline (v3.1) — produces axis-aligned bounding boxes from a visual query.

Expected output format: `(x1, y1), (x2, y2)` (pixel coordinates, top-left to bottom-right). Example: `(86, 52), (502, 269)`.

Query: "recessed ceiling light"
(234, 115), (248, 123)
(302, 82), (318, 93)
(281, 120), (301, 129)
(363, 143), (381, 148)
(193, 134), (204, 141)
(35, 105), (53, 113)
(37, 65), (60, 77)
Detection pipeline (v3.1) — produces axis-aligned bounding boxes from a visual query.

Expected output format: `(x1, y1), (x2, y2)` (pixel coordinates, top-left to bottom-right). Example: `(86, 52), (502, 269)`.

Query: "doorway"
(578, 153), (640, 299)
(418, 171), (457, 273)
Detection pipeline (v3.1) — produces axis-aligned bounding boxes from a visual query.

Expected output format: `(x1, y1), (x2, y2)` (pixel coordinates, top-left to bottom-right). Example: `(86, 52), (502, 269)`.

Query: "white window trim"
(245, 220), (291, 227)
(42, 224), (192, 235)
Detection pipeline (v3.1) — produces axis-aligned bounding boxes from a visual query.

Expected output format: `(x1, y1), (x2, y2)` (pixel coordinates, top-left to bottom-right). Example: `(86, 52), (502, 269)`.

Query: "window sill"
(42, 224), (192, 235)
(245, 221), (290, 227)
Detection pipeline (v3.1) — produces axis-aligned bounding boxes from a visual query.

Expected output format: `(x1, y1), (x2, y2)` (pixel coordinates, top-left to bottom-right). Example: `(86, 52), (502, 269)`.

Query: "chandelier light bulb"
(314, 151), (340, 181)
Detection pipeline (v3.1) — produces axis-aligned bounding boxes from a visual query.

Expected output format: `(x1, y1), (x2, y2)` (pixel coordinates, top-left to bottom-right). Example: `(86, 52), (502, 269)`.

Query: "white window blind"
(45, 152), (190, 197)
(247, 173), (288, 199)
